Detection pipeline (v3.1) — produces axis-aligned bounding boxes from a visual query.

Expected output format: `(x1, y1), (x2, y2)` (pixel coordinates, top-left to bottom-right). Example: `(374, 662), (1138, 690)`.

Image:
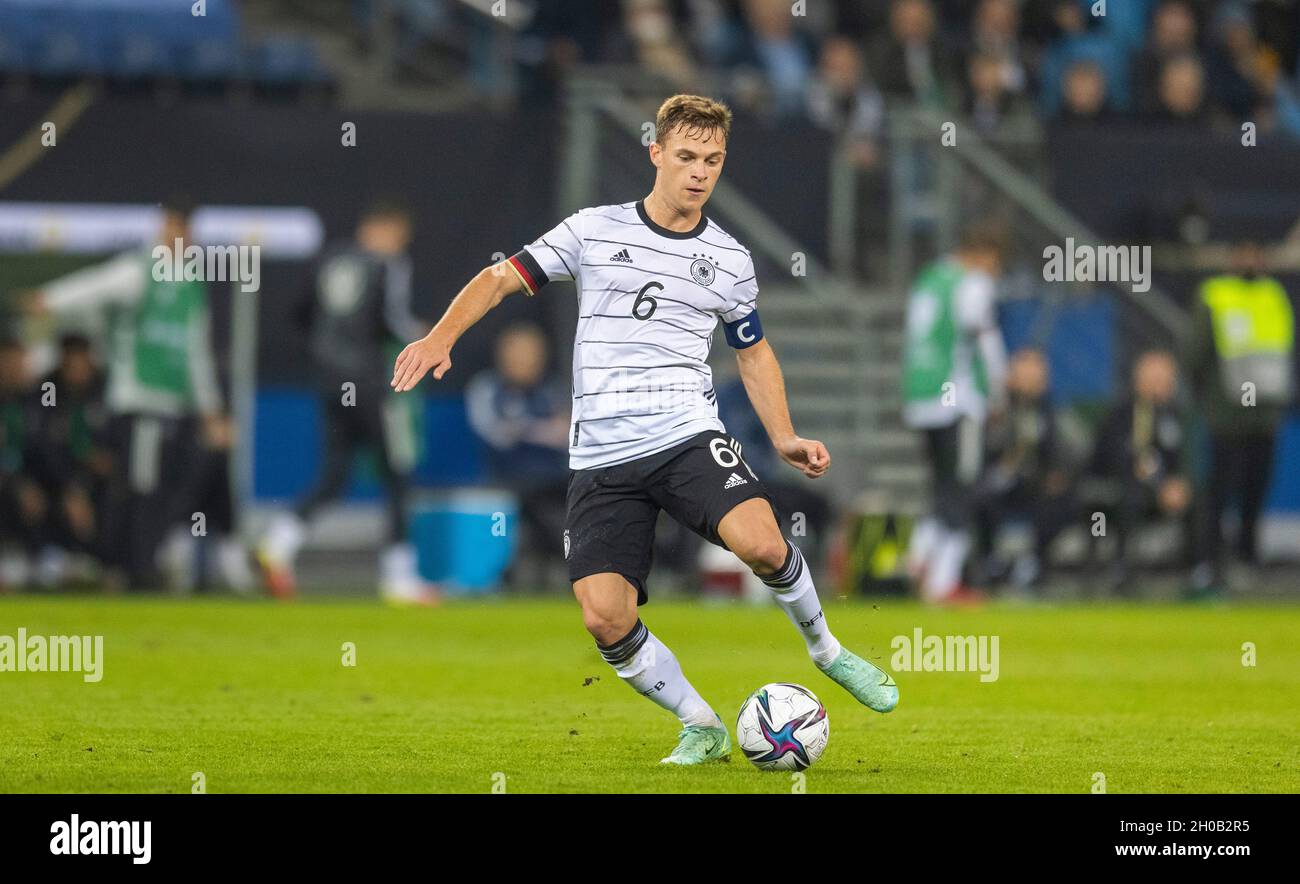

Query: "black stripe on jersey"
(541, 237), (574, 279)
(577, 416), (715, 446)
(704, 220), (743, 245)
(696, 237), (750, 256)
(578, 263), (727, 301)
(578, 339), (703, 362)
(573, 386), (698, 400)
(733, 274), (756, 286)
(587, 214), (645, 229)
(578, 362), (711, 375)
(666, 416), (710, 431)
(583, 284), (717, 319)
(572, 410), (681, 423)
(582, 238), (739, 278)
(579, 312), (712, 339)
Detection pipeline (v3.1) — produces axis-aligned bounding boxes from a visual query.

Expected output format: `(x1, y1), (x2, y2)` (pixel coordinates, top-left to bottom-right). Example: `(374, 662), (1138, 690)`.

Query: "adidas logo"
(610, 248), (634, 263)
(724, 472), (748, 489)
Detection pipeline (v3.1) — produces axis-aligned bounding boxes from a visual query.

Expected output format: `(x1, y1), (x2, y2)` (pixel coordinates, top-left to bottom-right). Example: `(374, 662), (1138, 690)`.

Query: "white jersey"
(507, 201), (760, 470)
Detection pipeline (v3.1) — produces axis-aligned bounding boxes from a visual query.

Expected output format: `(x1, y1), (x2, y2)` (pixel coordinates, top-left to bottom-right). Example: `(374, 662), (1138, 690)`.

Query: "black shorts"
(564, 430), (780, 604)
(922, 416), (983, 529)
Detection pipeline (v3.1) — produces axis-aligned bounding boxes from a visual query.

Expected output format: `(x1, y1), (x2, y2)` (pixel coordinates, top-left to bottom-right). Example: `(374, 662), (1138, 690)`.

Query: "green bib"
(902, 261), (987, 403)
(131, 258), (206, 400)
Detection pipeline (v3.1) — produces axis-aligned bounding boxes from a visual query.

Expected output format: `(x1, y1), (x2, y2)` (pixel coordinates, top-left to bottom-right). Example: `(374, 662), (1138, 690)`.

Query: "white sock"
(926, 528), (970, 600)
(759, 541), (842, 669)
(908, 517), (941, 574)
(218, 538), (255, 592)
(380, 543), (425, 598)
(599, 621), (717, 728)
(263, 512), (305, 564)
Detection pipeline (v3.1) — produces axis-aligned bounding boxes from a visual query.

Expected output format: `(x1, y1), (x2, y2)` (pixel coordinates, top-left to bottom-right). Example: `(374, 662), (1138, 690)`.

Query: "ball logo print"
(736, 683), (829, 771)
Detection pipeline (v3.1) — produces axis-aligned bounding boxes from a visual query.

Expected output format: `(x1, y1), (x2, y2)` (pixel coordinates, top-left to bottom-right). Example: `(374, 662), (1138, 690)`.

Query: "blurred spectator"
(259, 198), (437, 605)
(973, 348), (1076, 593)
(0, 337), (42, 589)
(24, 334), (111, 587)
(1205, 2), (1265, 118)
(1087, 350), (1194, 594)
(1154, 54), (1214, 126)
(1038, 0), (1131, 115)
(970, 0), (1028, 97)
(806, 35), (885, 155)
(965, 50), (1034, 133)
(1132, 0), (1200, 114)
(465, 323), (570, 584)
(23, 198), (225, 592)
(722, 0), (818, 117)
(517, 0), (626, 103)
(868, 0), (961, 109)
(1187, 242), (1295, 591)
(1250, 45), (1300, 140)
(1057, 57), (1112, 122)
(623, 0), (699, 89)
(466, 323), (569, 486)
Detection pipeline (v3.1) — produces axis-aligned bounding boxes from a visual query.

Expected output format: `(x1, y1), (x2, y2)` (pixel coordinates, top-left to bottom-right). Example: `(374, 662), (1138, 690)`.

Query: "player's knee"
(581, 607), (635, 647)
(737, 535), (790, 576)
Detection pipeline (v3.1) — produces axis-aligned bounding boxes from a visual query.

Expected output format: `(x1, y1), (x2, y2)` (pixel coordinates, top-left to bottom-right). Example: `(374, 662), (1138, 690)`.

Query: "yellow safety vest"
(1201, 275), (1294, 404)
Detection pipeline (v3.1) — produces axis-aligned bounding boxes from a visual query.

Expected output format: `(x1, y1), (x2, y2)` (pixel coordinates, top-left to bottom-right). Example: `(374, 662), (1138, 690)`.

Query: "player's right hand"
(391, 333), (452, 391)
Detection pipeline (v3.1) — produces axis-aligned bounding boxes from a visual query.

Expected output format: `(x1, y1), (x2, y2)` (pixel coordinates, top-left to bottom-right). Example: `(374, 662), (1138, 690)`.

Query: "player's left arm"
(732, 337), (830, 480)
(721, 255), (828, 479)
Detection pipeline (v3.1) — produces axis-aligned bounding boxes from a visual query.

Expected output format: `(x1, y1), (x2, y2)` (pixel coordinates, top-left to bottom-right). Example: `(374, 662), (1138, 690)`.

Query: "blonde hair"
(655, 94), (732, 146)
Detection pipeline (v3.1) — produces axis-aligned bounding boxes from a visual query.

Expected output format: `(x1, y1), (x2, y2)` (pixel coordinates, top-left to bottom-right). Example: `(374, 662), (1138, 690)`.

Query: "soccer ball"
(736, 683), (829, 771)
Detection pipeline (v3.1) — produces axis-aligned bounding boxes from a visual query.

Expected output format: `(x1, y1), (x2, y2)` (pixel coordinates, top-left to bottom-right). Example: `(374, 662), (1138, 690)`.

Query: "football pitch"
(2, 595), (1297, 794)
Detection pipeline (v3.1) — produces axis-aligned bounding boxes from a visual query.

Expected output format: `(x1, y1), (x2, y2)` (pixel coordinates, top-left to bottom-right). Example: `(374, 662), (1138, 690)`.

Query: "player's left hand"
(391, 331), (452, 391)
(776, 436), (830, 479)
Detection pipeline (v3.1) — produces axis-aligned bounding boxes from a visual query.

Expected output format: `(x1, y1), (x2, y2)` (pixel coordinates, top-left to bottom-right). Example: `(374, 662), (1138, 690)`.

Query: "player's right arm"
(391, 213), (583, 392)
(20, 252), (144, 315)
(390, 260), (523, 391)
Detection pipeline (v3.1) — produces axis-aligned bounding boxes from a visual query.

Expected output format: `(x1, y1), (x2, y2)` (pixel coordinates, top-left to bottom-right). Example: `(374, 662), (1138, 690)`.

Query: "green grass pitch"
(1, 595), (1297, 793)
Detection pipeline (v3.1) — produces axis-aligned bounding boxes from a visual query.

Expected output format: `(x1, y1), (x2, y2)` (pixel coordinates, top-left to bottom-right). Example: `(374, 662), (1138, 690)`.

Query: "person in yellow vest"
(1187, 241), (1295, 594)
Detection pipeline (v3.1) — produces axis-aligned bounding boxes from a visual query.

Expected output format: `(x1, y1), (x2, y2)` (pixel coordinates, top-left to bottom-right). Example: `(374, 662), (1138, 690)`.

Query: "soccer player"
(257, 198), (437, 605)
(22, 198), (226, 591)
(390, 94), (898, 765)
(901, 222), (1008, 604)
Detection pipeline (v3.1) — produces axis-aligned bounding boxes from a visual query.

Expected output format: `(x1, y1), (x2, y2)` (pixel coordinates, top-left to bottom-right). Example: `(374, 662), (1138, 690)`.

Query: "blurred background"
(0, 0), (1297, 602)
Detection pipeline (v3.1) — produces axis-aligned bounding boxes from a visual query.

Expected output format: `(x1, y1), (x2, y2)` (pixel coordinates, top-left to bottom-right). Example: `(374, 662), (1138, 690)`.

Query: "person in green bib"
(1187, 241), (1295, 593)
(24, 198), (227, 590)
(901, 223), (1008, 603)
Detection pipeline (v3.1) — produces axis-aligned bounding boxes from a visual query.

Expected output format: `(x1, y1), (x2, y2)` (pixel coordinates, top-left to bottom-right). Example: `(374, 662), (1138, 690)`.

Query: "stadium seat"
(245, 35), (331, 86)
